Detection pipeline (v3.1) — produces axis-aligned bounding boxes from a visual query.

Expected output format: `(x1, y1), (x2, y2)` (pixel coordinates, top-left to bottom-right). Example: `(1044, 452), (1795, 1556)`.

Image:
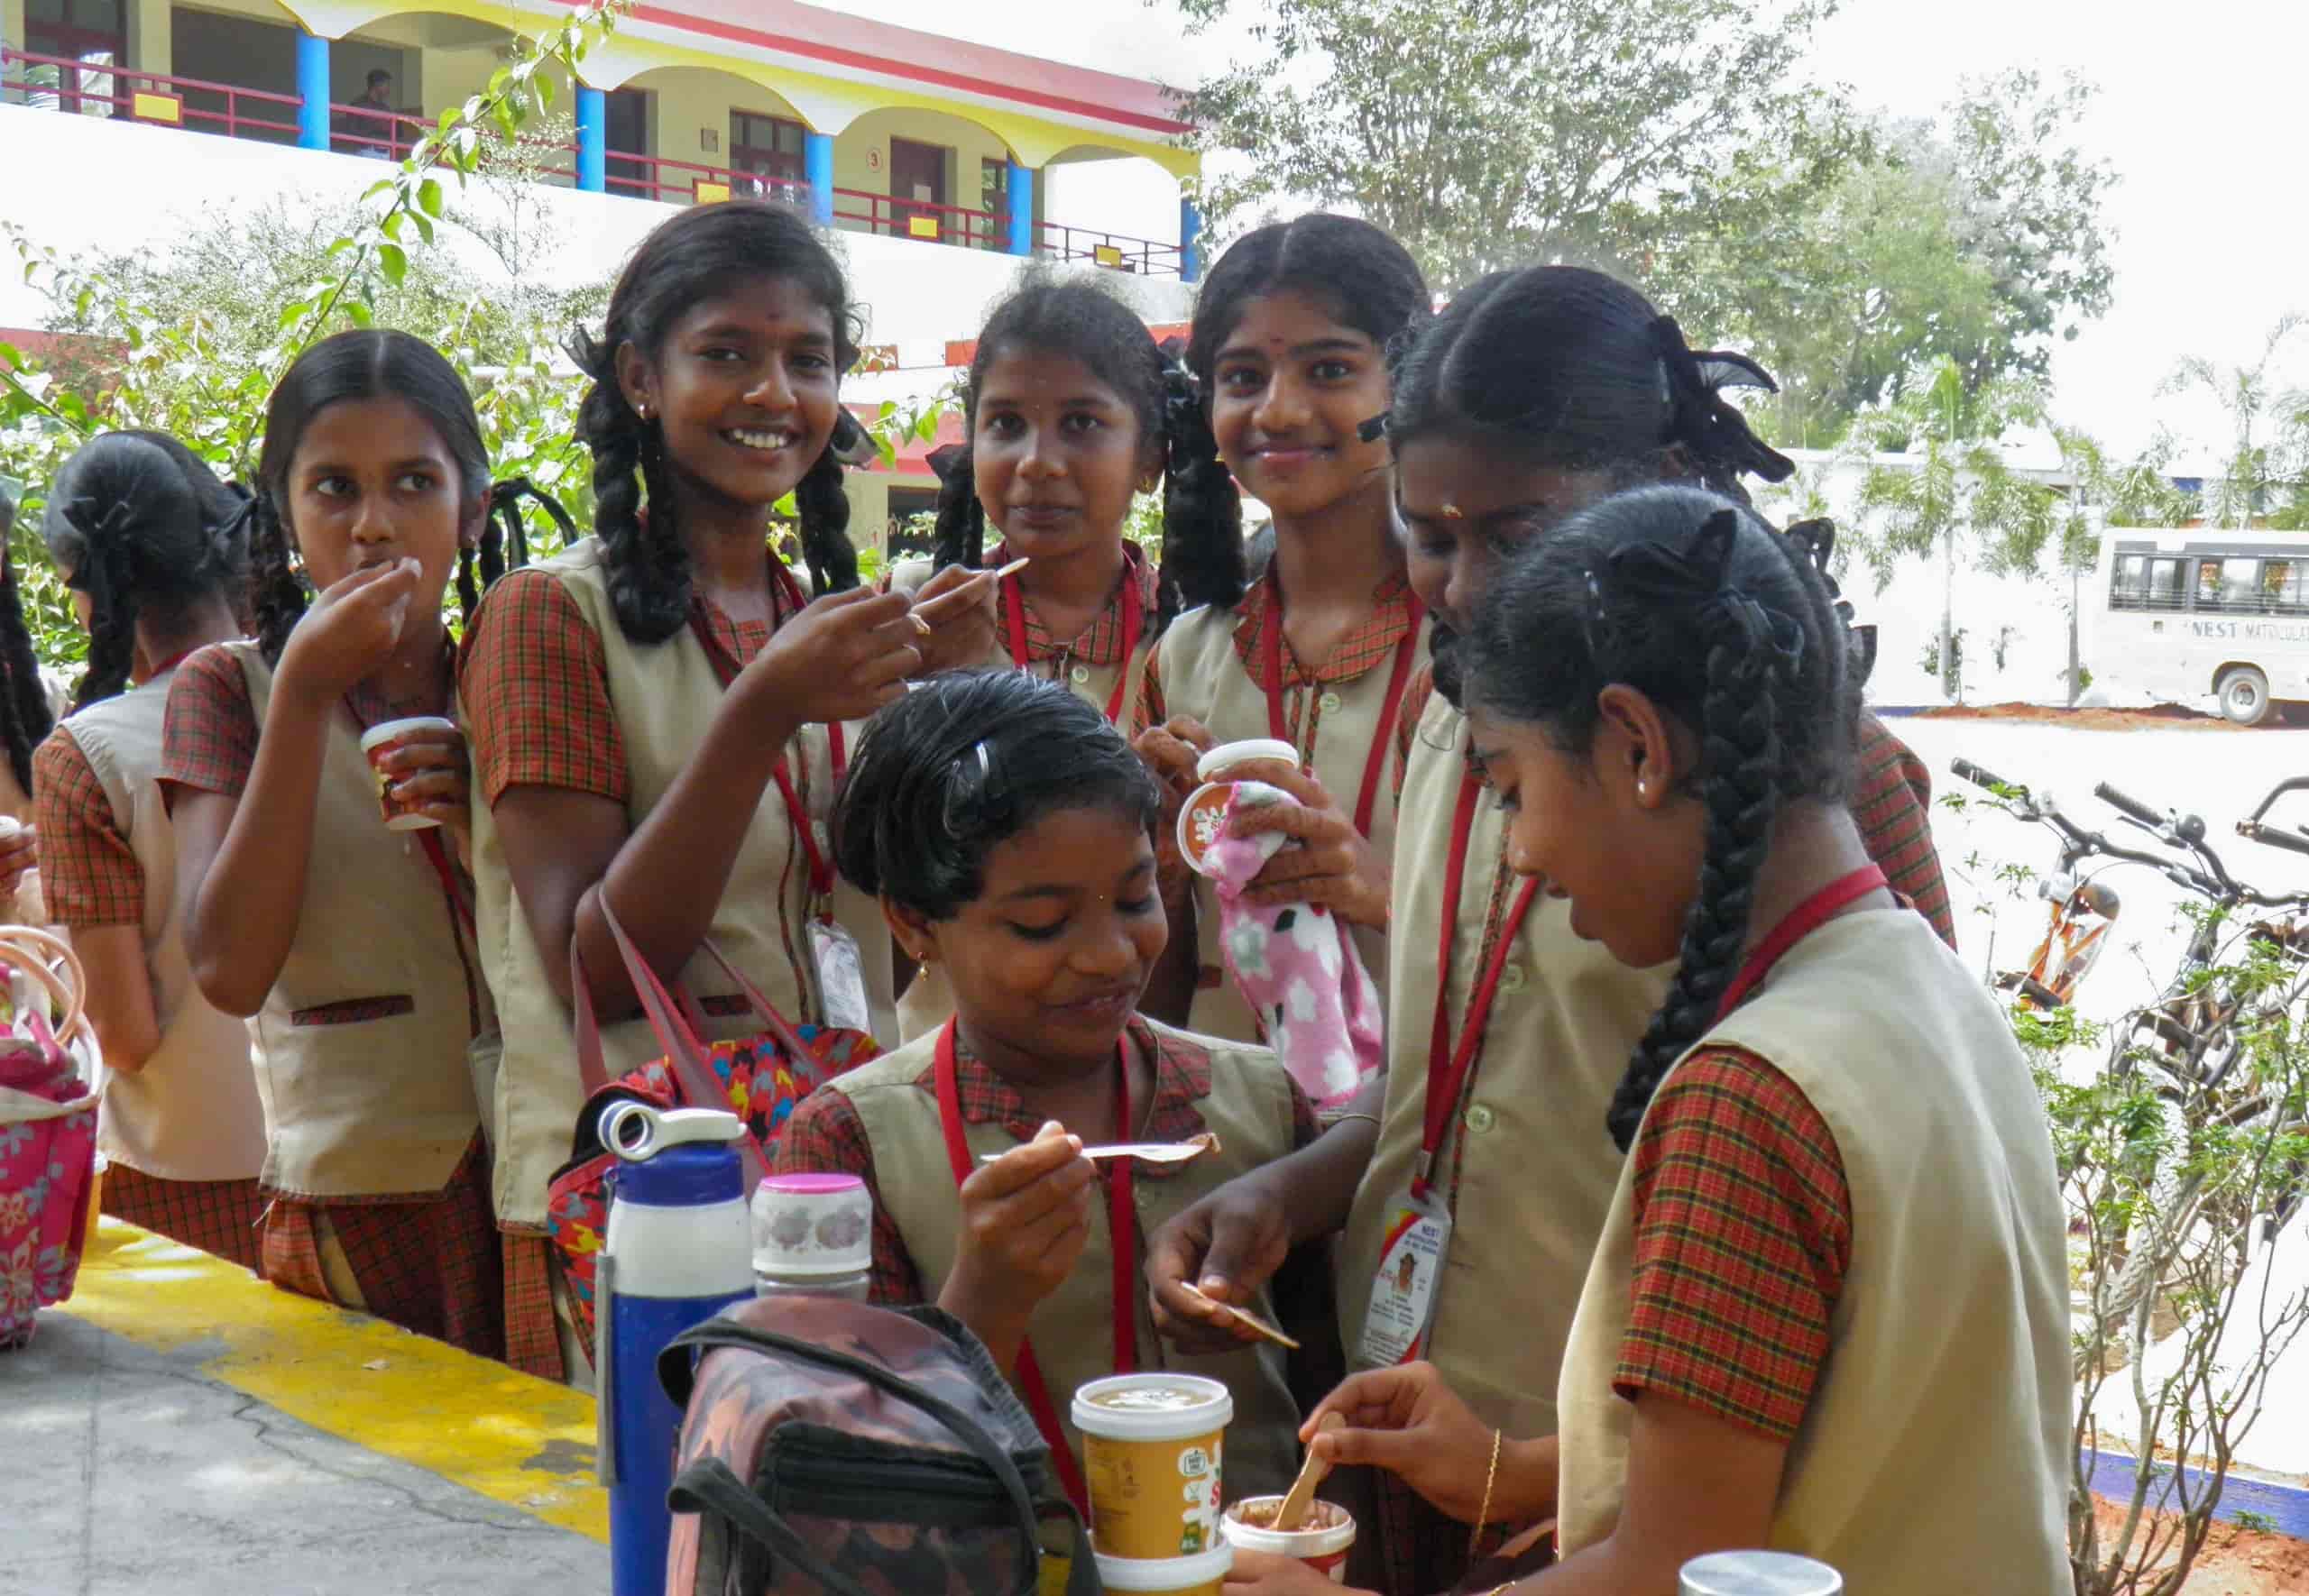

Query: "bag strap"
(567, 898), (770, 1192)
(663, 1317), (1045, 1596)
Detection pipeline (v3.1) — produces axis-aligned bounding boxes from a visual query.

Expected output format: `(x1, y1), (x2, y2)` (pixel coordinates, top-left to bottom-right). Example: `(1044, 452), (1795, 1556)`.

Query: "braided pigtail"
(795, 439), (860, 596)
(928, 443), (984, 572)
(572, 358), (691, 644)
(460, 477), (566, 632)
(1160, 350), (1244, 612)
(70, 515), (140, 711)
(1605, 617), (1789, 1151)
(248, 494), (309, 665)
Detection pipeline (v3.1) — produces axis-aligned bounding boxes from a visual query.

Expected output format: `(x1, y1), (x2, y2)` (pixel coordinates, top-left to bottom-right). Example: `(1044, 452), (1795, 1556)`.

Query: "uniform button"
(1496, 964), (1527, 995)
(1319, 691), (1343, 714)
(1466, 1104), (1497, 1133)
(1071, 664), (1091, 684)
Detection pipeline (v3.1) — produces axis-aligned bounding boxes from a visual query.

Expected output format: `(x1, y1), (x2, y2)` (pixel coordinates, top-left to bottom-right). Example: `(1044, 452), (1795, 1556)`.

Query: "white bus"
(2098, 529), (2309, 725)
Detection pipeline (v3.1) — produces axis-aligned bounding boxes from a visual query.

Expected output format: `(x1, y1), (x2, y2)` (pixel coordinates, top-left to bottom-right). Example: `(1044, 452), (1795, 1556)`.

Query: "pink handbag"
(0, 925), (101, 1351)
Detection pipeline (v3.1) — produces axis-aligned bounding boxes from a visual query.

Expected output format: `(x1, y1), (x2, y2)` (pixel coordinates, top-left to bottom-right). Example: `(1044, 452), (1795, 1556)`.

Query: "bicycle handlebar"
(1951, 757), (2019, 796)
(2238, 820), (2309, 859)
(2095, 782), (2160, 828)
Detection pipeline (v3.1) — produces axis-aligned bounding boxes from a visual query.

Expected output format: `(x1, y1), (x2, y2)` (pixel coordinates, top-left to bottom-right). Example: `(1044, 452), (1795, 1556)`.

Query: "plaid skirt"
(258, 1136), (504, 1361)
(100, 1163), (264, 1271)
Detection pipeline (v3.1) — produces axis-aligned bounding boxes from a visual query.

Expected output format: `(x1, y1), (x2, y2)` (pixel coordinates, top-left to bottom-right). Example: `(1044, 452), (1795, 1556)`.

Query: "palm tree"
(1848, 358), (2055, 701)
(2159, 315), (2306, 529)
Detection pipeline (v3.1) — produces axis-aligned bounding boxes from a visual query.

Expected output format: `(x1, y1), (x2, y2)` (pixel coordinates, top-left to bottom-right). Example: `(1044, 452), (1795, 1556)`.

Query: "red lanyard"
(144, 646), (202, 681)
(1256, 570), (1425, 839)
(933, 1018), (1138, 1518)
(1715, 865), (1888, 1018)
(685, 560), (845, 912)
(1414, 770), (1541, 1201)
(1002, 552), (1142, 727)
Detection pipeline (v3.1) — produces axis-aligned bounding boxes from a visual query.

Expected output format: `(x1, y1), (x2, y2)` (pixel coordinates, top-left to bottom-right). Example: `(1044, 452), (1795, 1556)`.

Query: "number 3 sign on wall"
(868, 148), (882, 171)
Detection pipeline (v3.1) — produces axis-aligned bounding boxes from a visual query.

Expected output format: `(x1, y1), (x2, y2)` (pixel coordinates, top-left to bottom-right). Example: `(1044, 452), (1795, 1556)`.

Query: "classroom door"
(888, 138), (948, 241)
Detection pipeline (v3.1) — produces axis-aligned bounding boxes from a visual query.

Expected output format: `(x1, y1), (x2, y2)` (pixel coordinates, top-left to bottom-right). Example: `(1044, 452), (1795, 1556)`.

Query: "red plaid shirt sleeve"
(1853, 714), (1954, 949)
(32, 727), (144, 927)
(462, 569), (629, 807)
(1615, 1045), (1852, 1443)
(159, 645), (261, 797)
(769, 1086), (926, 1307)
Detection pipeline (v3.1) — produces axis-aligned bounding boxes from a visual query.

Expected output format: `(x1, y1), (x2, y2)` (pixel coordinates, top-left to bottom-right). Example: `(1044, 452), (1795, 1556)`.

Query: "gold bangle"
(1469, 1426), (1502, 1558)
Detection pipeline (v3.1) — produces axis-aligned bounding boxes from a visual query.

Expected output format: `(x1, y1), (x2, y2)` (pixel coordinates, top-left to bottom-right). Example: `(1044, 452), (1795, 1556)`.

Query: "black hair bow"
(829, 410), (879, 470)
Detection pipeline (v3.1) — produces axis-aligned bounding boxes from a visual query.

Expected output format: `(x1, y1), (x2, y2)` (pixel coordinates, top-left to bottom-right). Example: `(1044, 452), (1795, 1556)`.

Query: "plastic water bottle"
(1679, 1551), (1844, 1594)
(597, 1103), (754, 1596)
(750, 1171), (874, 1300)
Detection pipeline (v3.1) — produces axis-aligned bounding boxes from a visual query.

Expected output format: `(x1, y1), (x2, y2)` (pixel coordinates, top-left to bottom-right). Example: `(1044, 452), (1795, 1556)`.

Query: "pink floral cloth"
(1203, 783), (1384, 1113)
(0, 1025), (99, 1351)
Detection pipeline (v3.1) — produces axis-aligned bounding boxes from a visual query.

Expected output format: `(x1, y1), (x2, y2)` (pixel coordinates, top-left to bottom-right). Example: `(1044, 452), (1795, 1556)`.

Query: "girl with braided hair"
(1130, 215), (1432, 1041)
(161, 329), (539, 1360)
(462, 202), (952, 1376)
(885, 272), (1191, 1041)
(1144, 266), (1959, 1596)
(1265, 488), (2068, 1595)
(31, 431), (267, 1267)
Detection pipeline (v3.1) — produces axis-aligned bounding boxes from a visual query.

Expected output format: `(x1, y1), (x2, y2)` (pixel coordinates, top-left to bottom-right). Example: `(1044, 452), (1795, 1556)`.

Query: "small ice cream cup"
(1222, 1496), (1357, 1581)
(1093, 1546), (1234, 1596)
(358, 716), (460, 831)
(1072, 1373), (1233, 1559)
(1176, 739), (1301, 879)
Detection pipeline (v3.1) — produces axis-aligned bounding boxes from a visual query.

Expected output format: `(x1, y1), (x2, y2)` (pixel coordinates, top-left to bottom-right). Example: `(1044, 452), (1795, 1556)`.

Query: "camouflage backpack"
(660, 1296), (1096, 1596)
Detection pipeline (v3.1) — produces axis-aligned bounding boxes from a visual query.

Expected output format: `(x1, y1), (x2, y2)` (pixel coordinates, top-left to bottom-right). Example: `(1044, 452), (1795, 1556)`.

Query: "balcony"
(0, 0), (1198, 280)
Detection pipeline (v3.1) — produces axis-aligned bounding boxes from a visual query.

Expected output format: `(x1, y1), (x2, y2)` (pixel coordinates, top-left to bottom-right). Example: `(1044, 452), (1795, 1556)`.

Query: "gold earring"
(1440, 502), (1464, 520)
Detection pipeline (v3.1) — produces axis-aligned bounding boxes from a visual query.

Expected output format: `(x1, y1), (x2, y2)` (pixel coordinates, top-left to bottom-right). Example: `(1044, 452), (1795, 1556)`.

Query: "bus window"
(2112, 554), (2149, 607)
(2146, 557), (2185, 610)
(2265, 560), (2308, 614)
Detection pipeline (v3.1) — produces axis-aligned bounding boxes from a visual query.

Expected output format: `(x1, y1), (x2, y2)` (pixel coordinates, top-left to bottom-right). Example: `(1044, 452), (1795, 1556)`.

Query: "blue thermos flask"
(596, 1103), (754, 1596)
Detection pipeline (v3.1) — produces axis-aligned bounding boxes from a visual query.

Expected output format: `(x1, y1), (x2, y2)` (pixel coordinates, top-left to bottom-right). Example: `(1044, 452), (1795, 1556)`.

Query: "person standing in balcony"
(461, 201), (995, 1381)
(32, 432), (268, 1270)
(1130, 215), (1432, 1045)
(334, 69), (396, 157)
(882, 271), (1234, 1041)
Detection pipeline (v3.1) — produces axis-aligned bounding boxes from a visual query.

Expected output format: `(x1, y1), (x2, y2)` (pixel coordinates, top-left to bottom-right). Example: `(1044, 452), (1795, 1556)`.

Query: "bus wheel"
(2218, 665), (2272, 726)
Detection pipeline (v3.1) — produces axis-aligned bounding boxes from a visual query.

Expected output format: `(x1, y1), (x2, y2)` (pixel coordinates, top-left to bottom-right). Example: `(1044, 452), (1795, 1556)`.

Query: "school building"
(0, 0), (1205, 552)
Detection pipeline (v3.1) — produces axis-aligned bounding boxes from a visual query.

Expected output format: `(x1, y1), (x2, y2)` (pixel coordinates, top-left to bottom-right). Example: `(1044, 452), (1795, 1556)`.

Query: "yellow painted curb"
(59, 1218), (608, 1542)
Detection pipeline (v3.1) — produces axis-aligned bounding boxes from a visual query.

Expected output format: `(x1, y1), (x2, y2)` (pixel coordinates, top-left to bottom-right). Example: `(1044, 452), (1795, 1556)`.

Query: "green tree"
(1687, 69), (2115, 446)
(1844, 357), (2055, 701)
(2161, 316), (2308, 530)
(1170, 0), (1858, 293)
(2045, 427), (2194, 706)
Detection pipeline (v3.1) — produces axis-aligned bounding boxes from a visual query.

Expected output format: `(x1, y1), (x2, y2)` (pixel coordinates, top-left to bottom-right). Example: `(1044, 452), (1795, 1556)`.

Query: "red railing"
(0, 45), (301, 142)
(833, 187), (1000, 250)
(1035, 219), (1182, 278)
(604, 151), (811, 208)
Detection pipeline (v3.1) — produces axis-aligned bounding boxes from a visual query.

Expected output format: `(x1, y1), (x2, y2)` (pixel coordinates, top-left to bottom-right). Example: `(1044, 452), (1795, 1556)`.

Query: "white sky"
(867, 0), (2304, 465)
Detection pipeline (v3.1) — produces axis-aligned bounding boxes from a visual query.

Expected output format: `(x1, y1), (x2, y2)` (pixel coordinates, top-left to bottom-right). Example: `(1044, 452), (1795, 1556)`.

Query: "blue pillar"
(1180, 194), (1202, 284)
(575, 84), (606, 192)
(296, 31), (330, 151)
(804, 131), (833, 226)
(1006, 161), (1034, 257)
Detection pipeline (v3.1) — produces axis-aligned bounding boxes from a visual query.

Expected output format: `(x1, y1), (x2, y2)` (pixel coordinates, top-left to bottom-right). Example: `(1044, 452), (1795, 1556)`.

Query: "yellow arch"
(271, 0), (1198, 179)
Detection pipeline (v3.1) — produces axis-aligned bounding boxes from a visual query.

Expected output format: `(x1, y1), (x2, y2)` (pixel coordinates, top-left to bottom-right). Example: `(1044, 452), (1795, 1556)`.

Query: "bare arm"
(66, 924), (161, 1074)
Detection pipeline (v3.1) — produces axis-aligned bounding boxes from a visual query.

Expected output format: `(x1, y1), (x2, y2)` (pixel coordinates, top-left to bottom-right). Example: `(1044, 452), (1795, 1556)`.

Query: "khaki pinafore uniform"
(66, 674), (268, 1213)
(825, 1017), (1304, 1502)
(1554, 910), (2071, 1593)
(474, 540), (898, 1245)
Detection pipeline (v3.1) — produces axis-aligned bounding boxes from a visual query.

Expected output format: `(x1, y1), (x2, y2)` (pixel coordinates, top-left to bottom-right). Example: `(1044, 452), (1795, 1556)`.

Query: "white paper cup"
(1222, 1496), (1356, 1581)
(1094, 1546), (1234, 1595)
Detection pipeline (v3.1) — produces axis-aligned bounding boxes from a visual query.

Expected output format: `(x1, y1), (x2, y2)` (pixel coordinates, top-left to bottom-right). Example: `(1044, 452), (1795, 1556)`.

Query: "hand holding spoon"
(1276, 1411), (1346, 1530)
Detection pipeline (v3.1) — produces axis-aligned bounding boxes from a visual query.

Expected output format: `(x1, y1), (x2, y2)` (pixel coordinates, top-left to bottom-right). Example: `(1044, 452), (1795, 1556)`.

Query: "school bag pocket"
(659, 1296), (1097, 1596)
